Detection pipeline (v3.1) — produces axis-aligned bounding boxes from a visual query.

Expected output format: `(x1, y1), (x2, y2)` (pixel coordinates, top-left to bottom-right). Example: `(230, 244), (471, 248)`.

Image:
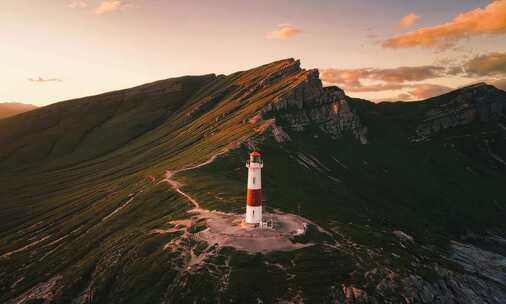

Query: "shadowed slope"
(0, 58), (329, 303)
(1, 59), (506, 304)
(0, 75), (217, 168)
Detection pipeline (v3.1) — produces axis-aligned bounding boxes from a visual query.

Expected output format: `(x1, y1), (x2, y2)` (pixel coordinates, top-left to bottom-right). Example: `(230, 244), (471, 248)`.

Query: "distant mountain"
(1, 59), (505, 304)
(0, 102), (37, 119)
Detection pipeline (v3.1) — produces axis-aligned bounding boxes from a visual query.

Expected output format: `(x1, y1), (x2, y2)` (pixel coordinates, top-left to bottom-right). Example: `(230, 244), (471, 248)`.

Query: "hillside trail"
(160, 148), (231, 210)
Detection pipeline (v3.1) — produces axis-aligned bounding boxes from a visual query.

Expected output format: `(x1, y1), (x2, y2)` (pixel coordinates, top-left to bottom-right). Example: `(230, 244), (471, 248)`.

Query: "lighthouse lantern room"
(245, 151), (263, 224)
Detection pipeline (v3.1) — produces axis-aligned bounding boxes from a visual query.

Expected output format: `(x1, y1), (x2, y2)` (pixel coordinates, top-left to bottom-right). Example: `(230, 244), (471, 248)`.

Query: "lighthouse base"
(245, 205), (262, 224)
(193, 210), (313, 253)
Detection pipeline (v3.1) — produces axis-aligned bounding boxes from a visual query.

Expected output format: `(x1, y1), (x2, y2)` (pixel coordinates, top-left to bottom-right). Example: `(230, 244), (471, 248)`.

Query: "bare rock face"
(327, 285), (373, 304)
(258, 66), (368, 143)
(372, 237), (506, 304)
(416, 83), (506, 138)
(379, 270), (506, 304)
(450, 240), (506, 288)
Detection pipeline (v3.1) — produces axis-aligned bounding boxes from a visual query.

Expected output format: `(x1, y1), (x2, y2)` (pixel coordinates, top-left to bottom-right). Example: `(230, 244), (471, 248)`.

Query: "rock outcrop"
(254, 60), (368, 143)
(370, 237), (506, 304)
(416, 83), (506, 138)
(374, 267), (506, 304)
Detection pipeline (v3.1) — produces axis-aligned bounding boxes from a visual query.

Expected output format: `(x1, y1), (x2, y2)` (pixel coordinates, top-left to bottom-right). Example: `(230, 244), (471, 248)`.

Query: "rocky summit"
(1, 59), (505, 304)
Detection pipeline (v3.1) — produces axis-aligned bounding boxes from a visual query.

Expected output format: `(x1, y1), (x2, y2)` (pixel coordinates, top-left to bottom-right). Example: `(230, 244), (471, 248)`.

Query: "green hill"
(1, 59), (505, 303)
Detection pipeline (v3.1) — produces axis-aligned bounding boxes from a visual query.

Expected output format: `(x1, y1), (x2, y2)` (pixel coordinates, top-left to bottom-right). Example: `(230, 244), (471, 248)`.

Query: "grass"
(0, 58), (505, 303)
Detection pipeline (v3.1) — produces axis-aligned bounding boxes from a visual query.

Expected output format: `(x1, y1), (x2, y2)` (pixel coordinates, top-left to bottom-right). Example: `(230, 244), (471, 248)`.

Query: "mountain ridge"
(1, 58), (505, 304)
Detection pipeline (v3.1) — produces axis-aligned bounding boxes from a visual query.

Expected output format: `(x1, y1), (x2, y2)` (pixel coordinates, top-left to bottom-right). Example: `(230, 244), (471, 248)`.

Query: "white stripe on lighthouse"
(247, 168), (262, 190)
(246, 206), (262, 224)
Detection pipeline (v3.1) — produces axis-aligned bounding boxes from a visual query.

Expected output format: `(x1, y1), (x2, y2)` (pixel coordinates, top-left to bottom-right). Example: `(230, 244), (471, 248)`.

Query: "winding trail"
(157, 145), (316, 254)
(159, 149), (230, 210)
(102, 195), (136, 222)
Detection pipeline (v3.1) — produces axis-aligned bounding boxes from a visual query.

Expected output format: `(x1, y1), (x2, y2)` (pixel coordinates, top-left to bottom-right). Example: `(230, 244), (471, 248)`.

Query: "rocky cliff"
(327, 235), (506, 304)
(251, 59), (368, 144)
(416, 83), (506, 138)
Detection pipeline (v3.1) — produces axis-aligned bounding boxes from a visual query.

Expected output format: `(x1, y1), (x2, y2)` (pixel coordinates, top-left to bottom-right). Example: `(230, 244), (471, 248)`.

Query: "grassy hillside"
(1, 59), (505, 303)
(0, 59), (335, 303)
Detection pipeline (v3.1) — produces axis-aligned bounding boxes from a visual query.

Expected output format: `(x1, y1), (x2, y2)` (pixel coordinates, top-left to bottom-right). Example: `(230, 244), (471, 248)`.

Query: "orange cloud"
(397, 93), (412, 100)
(406, 84), (452, 99)
(383, 0), (506, 48)
(320, 66), (445, 92)
(266, 24), (302, 39)
(95, 0), (126, 14)
(399, 13), (420, 28)
(465, 52), (506, 76)
(377, 84), (453, 102)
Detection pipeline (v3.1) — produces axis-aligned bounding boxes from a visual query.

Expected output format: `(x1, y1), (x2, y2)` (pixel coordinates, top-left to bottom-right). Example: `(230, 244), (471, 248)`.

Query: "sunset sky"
(2, 0), (506, 106)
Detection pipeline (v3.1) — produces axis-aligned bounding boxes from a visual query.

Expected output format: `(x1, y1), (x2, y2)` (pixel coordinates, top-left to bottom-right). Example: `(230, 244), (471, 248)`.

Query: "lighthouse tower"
(245, 151), (263, 225)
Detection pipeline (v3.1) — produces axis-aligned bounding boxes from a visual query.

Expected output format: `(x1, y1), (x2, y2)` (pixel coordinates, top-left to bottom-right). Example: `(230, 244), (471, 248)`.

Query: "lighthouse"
(245, 151), (263, 225)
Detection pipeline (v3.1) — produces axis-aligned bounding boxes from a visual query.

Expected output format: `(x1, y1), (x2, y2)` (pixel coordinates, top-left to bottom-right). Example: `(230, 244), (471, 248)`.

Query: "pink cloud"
(383, 0), (506, 48)
(95, 0), (128, 14)
(376, 84), (453, 102)
(266, 24), (302, 40)
(320, 66), (445, 92)
(405, 84), (452, 99)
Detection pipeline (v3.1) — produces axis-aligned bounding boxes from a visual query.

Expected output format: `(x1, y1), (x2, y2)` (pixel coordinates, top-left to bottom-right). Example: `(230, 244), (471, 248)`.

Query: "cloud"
(374, 92), (412, 102)
(28, 77), (62, 83)
(465, 52), (506, 76)
(376, 84), (453, 102)
(321, 52), (506, 100)
(95, 0), (128, 14)
(397, 93), (412, 100)
(371, 66), (445, 82)
(266, 24), (302, 39)
(405, 84), (452, 99)
(321, 65), (455, 101)
(447, 65), (464, 75)
(399, 13), (420, 28)
(345, 83), (407, 93)
(320, 65), (445, 92)
(491, 78), (506, 90)
(383, 0), (506, 49)
(67, 0), (88, 8)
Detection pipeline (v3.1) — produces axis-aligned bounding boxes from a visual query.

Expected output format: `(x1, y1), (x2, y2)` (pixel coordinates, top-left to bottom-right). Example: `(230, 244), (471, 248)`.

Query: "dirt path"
(160, 149), (230, 210)
(1, 235), (51, 259)
(157, 147), (316, 254)
(102, 195), (136, 222)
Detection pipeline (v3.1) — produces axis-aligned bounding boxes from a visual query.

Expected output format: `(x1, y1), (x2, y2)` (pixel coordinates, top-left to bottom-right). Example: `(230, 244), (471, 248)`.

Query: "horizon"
(1, 3), (506, 301)
(2, 0), (506, 106)
(1, 59), (500, 110)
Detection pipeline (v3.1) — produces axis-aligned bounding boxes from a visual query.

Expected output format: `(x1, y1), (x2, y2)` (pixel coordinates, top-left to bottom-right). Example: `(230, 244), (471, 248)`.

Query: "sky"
(1, 0), (506, 106)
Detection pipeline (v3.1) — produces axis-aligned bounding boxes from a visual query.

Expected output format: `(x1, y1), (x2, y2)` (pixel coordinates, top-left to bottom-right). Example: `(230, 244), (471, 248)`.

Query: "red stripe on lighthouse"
(246, 189), (262, 206)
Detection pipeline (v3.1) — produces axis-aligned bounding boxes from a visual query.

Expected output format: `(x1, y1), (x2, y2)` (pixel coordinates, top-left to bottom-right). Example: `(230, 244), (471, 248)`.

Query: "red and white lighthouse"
(245, 151), (263, 224)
